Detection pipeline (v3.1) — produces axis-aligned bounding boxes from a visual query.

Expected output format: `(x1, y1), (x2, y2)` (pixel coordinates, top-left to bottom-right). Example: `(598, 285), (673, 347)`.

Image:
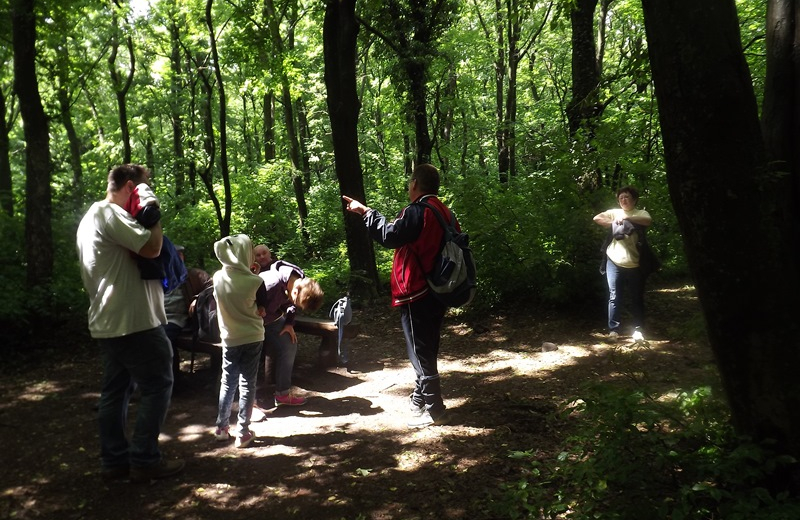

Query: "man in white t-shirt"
(76, 164), (184, 483)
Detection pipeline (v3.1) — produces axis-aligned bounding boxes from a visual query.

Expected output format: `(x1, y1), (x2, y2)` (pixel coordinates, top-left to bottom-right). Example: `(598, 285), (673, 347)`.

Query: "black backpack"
(192, 284), (221, 344)
(418, 201), (477, 308)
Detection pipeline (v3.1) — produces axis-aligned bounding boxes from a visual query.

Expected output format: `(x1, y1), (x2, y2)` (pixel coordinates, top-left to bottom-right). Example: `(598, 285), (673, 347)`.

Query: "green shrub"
(493, 367), (800, 519)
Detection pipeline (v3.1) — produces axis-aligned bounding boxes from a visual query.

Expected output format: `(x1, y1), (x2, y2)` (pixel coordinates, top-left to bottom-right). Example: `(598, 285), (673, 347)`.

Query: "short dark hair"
(616, 186), (639, 203)
(410, 163), (440, 194)
(108, 164), (149, 193)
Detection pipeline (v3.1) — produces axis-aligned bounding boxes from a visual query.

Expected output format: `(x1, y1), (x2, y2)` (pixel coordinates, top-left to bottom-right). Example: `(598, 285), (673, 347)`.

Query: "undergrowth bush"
(493, 344), (800, 519)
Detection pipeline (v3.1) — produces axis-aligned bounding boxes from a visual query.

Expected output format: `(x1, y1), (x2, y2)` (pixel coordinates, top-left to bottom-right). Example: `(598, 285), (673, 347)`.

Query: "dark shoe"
(101, 465), (130, 482)
(130, 458), (185, 483)
(407, 410), (450, 428)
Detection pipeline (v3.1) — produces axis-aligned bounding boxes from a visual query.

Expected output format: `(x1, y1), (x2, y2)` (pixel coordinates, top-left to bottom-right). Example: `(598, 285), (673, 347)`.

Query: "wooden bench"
(292, 316), (360, 367)
(173, 316), (360, 372)
(173, 333), (222, 373)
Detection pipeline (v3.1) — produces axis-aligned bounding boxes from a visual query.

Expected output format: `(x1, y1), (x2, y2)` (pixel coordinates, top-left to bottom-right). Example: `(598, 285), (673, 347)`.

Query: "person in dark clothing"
(343, 163), (456, 428)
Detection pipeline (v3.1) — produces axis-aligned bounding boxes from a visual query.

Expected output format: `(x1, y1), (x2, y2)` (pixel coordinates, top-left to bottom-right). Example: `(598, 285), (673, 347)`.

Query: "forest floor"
(0, 281), (717, 520)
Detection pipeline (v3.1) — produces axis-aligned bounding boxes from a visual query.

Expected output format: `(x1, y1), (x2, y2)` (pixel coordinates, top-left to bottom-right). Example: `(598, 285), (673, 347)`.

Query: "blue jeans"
(97, 327), (174, 469)
(263, 318), (298, 395)
(605, 259), (645, 333)
(400, 294), (447, 417)
(217, 341), (262, 434)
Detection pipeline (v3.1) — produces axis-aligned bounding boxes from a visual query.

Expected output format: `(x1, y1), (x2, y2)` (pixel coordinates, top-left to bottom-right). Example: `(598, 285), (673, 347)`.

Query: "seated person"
(259, 260), (324, 406)
(163, 247), (211, 377)
(254, 243), (275, 272)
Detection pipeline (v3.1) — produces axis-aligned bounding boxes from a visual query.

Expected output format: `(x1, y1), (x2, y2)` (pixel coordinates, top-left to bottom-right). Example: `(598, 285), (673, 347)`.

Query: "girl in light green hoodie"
(212, 234), (268, 448)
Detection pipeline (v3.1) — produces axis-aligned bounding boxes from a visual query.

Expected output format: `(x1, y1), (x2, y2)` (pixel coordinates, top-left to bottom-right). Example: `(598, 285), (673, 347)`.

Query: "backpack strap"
(417, 200), (456, 242)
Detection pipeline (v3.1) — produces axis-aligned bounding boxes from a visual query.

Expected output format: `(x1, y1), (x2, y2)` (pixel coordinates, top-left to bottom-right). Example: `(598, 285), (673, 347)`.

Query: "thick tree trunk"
(762, 0), (800, 243)
(642, 0), (800, 461)
(323, 0), (380, 300)
(567, 0), (600, 138)
(12, 0), (53, 291)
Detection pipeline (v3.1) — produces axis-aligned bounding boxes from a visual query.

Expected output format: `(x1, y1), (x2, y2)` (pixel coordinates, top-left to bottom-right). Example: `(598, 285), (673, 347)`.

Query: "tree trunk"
(0, 88), (13, 216)
(642, 0), (800, 462)
(196, 51), (224, 234)
(263, 91), (276, 161)
(566, 0), (600, 138)
(12, 0), (53, 291)
(762, 0), (800, 240)
(108, 7), (135, 164)
(323, 0), (380, 299)
(406, 57), (432, 165)
(169, 16), (187, 204)
(263, 0), (309, 234)
(494, 0), (508, 182)
(206, 0), (232, 237)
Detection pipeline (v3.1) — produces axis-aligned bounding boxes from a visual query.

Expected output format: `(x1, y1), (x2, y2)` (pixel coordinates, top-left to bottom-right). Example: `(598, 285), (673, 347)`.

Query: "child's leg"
(216, 347), (242, 429)
(236, 341), (263, 434)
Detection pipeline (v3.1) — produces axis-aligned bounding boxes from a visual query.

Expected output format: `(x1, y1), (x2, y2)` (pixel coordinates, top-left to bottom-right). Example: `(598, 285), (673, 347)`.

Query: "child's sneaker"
(214, 426), (232, 442)
(275, 393), (306, 407)
(235, 430), (255, 448)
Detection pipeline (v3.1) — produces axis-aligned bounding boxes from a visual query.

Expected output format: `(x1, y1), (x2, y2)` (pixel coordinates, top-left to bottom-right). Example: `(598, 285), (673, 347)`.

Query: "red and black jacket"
(363, 194), (460, 307)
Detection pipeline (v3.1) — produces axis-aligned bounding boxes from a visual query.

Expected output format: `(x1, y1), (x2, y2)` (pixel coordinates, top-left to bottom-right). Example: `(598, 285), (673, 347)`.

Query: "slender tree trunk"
(169, 16), (187, 203)
(108, 5), (135, 164)
(0, 88), (13, 216)
(324, 0), (380, 299)
(263, 91), (276, 161)
(12, 0), (53, 291)
(263, 0), (308, 233)
(642, 0), (800, 465)
(205, 0), (232, 237)
(494, 0), (508, 181)
(297, 98), (312, 187)
(196, 51), (224, 233)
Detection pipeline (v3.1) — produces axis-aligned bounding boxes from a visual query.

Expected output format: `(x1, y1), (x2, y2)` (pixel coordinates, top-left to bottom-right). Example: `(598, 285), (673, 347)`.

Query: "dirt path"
(0, 284), (714, 519)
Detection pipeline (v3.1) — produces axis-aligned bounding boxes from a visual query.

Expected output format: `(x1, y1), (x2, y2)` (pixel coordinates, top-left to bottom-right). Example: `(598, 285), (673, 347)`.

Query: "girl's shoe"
(235, 430), (255, 448)
(275, 393), (306, 407)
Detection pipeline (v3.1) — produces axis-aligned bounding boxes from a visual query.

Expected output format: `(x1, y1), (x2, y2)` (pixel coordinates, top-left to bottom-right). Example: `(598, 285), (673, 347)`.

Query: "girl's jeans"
(216, 341), (263, 434)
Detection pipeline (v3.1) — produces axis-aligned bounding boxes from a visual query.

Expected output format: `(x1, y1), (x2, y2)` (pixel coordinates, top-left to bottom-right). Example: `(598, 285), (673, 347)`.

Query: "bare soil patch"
(0, 283), (715, 519)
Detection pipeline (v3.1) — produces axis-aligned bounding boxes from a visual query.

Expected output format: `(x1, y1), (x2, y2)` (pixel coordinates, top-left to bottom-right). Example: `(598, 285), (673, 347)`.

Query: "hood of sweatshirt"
(214, 234), (257, 275)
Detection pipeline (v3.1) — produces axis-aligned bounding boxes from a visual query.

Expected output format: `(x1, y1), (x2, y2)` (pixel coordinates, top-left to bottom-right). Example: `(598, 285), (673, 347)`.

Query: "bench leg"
(318, 336), (339, 368)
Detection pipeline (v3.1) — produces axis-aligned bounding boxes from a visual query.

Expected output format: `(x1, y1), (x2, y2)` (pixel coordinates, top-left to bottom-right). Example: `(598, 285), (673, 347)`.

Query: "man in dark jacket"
(343, 163), (456, 428)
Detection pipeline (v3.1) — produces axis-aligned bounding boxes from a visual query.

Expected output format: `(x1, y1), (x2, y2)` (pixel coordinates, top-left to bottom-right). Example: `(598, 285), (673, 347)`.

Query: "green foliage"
(492, 359), (800, 519)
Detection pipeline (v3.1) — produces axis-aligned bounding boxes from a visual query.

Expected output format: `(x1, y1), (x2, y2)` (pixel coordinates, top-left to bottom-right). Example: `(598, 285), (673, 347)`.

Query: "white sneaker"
(632, 330), (644, 342)
(608, 331), (619, 342)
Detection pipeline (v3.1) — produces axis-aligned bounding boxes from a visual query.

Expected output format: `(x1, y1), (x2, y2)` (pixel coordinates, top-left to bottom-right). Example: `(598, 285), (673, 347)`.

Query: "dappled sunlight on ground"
(0, 283), (716, 519)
